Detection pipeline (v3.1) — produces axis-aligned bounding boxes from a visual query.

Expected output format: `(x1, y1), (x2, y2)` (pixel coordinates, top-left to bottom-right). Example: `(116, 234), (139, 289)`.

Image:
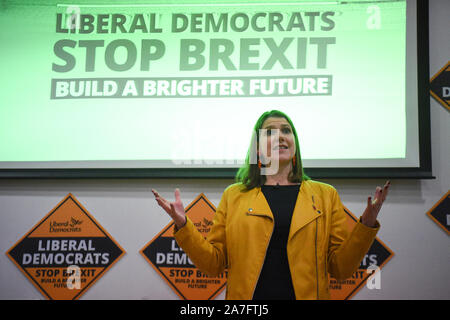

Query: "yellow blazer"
(174, 179), (380, 300)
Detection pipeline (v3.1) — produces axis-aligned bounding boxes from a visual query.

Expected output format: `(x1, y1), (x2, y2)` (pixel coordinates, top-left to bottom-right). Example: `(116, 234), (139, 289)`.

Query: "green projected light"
(0, 0), (420, 173)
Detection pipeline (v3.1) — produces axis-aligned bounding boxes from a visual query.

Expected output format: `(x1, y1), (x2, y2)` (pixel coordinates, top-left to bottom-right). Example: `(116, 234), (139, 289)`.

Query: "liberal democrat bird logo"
(69, 217), (83, 228)
(201, 218), (213, 228)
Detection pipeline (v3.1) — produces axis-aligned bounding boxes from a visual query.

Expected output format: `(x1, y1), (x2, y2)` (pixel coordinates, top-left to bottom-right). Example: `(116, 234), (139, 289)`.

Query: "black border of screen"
(0, 0), (433, 179)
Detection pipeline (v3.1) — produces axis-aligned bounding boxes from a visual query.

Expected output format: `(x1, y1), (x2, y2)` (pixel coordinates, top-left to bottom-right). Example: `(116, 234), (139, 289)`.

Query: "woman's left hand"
(361, 181), (390, 227)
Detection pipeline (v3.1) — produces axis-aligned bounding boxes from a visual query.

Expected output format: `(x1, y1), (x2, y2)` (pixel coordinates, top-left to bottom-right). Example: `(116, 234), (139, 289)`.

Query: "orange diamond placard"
(141, 193), (227, 300)
(426, 190), (450, 236)
(6, 194), (125, 300)
(328, 206), (394, 300)
(430, 61), (450, 111)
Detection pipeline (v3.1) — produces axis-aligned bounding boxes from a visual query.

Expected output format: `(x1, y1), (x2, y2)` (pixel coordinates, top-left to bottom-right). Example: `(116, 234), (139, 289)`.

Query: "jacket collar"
(246, 180), (323, 240)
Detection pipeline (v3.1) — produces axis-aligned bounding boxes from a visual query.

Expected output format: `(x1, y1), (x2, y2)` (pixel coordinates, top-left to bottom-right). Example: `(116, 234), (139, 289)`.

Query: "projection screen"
(0, 0), (432, 178)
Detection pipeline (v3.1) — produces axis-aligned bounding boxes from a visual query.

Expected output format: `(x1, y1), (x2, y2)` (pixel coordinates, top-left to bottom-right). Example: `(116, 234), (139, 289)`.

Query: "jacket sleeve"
(173, 187), (229, 277)
(327, 188), (380, 280)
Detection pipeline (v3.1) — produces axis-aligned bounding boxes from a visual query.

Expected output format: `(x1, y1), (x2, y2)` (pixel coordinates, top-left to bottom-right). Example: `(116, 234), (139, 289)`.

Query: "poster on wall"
(329, 206), (394, 299)
(6, 194), (125, 300)
(430, 61), (450, 111)
(141, 193), (227, 300)
(426, 190), (450, 236)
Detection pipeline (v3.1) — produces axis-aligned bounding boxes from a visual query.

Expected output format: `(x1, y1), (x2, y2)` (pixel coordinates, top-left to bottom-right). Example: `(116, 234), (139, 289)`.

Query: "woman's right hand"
(151, 188), (187, 229)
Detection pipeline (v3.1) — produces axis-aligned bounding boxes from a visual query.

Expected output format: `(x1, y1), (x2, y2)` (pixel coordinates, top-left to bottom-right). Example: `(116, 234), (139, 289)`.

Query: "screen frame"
(0, 0), (433, 179)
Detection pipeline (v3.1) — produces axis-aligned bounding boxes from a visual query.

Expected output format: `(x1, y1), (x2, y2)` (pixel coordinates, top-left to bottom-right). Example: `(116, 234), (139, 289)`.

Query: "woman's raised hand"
(361, 181), (390, 227)
(151, 188), (187, 229)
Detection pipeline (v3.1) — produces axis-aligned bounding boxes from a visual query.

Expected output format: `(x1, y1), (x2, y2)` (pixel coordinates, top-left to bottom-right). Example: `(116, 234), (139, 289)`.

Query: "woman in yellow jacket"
(152, 110), (390, 300)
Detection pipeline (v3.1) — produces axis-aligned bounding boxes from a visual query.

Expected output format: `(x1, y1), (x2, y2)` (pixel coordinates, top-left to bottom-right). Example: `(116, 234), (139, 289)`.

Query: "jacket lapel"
(288, 181), (323, 241)
(244, 181), (323, 234)
(246, 188), (274, 220)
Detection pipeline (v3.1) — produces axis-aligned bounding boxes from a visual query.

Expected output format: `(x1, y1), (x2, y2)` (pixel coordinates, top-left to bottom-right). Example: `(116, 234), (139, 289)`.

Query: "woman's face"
(259, 117), (296, 165)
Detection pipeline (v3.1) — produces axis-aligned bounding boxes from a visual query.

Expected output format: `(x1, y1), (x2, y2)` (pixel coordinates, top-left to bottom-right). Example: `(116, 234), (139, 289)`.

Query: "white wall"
(0, 0), (449, 300)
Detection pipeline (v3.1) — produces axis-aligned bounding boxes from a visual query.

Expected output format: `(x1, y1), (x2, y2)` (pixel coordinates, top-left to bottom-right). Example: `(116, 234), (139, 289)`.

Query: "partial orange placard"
(430, 61), (450, 111)
(141, 193), (227, 300)
(426, 190), (450, 236)
(328, 206), (394, 300)
(6, 194), (125, 300)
